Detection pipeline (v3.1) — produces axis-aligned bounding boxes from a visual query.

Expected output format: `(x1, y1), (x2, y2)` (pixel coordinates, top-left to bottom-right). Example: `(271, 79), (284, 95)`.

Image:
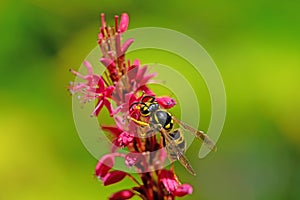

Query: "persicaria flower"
(159, 169), (193, 197)
(70, 12), (196, 200)
(102, 124), (134, 149)
(116, 132), (134, 147)
(69, 61), (116, 117)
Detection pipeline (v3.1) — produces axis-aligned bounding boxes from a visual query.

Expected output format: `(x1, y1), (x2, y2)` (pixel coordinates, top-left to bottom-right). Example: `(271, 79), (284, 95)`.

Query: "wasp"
(129, 95), (217, 175)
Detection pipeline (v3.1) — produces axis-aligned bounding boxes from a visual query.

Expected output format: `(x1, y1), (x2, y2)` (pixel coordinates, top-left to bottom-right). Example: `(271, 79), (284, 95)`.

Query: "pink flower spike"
(102, 170), (127, 186)
(156, 96), (176, 109)
(174, 184), (193, 197)
(119, 13), (129, 33)
(95, 154), (115, 178)
(109, 190), (135, 200)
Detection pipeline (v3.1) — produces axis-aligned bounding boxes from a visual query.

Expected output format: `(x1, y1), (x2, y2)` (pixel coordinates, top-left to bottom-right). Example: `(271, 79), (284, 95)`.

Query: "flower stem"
(127, 174), (142, 186)
(132, 190), (147, 200)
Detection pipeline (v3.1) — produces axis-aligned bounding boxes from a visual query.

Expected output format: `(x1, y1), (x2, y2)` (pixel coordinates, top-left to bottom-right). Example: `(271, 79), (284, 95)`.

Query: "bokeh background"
(1, 0), (300, 199)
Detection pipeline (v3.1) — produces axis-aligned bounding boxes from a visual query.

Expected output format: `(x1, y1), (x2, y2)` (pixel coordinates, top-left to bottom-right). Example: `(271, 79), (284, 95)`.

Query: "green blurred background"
(1, 0), (300, 199)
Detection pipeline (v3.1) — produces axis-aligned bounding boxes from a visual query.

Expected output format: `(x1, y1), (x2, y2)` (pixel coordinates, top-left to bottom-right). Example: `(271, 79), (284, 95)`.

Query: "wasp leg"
(128, 116), (150, 127)
(160, 128), (196, 176)
(172, 116), (217, 152)
(141, 95), (156, 103)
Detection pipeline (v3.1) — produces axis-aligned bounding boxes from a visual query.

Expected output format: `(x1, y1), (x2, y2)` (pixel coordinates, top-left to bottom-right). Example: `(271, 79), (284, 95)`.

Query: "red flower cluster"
(69, 13), (193, 199)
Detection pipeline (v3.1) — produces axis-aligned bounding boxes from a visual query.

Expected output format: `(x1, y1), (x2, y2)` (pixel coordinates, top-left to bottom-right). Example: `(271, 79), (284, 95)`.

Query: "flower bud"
(95, 154), (115, 178)
(119, 13), (129, 33)
(102, 170), (127, 186)
(109, 190), (134, 200)
(156, 96), (176, 109)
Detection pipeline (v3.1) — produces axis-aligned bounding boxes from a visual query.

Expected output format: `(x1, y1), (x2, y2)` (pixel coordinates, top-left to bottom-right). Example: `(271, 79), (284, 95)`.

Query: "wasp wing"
(172, 116), (217, 152)
(160, 128), (196, 176)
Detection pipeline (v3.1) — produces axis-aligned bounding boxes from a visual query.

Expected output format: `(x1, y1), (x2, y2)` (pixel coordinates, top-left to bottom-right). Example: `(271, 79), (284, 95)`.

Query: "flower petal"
(95, 154), (115, 178)
(102, 170), (127, 186)
(83, 60), (93, 76)
(132, 59), (140, 67)
(119, 13), (129, 33)
(100, 13), (106, 28)
(139, 72), (157, 86)
(100, 57), (115, 68)
(127, 65), (139, 80)
(101, 125), (122, 137)
(117, 132), (134, 147)
(105, 86), (115, 98)
(92, 99), (104, 116)
(114, 116), (126, 130)
(69, 68), (85, 79)
(174, 184), (193, 197)
(122, 38), (134, 54)
(109, 190), (134, 200)
(125, 152), (142, 167)
(103, 98), (114, 117)
(98, 32), (103, 41)
(159, 169), (179, 193)
(136, 66), (147, 83)
(97, 77), (105, 92)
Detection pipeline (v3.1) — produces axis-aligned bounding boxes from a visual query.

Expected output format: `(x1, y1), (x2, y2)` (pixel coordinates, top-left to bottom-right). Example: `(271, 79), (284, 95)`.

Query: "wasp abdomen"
(167, 130), (186, 161)
(169, 130), (181, 140)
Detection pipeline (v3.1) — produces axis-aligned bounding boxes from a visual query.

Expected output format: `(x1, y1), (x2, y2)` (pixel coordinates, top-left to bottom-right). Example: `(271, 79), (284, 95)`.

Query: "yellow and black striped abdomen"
(166, 129), (186, 162)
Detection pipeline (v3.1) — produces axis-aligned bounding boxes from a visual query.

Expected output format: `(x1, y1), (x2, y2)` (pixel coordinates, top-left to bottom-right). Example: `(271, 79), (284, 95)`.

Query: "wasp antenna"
(166, 93), (175, 99)
(141, 95), (156, 103)
(129, 102), (140, 111)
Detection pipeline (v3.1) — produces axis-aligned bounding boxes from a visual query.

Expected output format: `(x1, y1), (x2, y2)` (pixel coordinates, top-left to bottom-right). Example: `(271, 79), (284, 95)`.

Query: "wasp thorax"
(148, 103), (159, 112)
(153, 110), (173, 131)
